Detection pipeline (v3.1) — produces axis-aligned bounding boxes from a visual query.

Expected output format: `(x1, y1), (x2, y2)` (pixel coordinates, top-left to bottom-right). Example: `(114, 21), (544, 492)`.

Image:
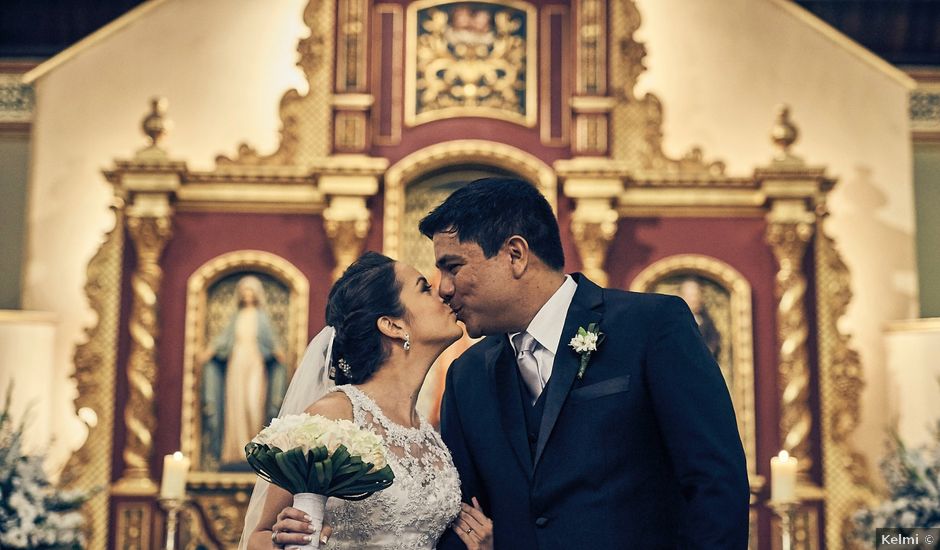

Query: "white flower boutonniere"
(568, 323), (605, 379)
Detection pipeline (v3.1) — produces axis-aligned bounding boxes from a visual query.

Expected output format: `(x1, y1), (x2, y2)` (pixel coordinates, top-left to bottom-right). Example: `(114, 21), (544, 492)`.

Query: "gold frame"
(180, 250), (310, 471)
(372, 3), (404, 146)
(630, 254), (757, 476)
(383, 139), (557, 258)
(539, 4), (570, 146)
(404, 0), (539, 128)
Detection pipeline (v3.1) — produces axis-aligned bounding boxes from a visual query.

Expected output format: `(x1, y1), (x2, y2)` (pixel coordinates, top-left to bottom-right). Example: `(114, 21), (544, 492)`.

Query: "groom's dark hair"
(419, 177), (565, 270)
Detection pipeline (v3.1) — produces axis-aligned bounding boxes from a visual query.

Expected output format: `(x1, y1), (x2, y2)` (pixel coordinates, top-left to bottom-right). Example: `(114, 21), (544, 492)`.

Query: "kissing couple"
(241, 177), (750, 549)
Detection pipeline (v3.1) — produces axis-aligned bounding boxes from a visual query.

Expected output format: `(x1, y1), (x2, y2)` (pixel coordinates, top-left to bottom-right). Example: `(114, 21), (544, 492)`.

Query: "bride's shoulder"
(303, 390), (354, 422)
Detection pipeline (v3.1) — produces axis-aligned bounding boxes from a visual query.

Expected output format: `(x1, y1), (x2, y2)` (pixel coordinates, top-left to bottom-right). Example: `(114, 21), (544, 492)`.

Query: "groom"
(421, 178), (750, 549)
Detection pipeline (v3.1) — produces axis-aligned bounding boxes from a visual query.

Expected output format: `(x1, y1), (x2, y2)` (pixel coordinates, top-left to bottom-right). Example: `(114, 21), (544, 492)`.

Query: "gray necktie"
(512, 332), (543, 404)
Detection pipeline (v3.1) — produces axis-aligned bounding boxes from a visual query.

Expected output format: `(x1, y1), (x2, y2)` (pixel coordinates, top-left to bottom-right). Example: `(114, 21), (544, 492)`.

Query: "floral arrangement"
(854, 421), (940, 543)
(245, 413), (394, 498)
(0, 385), (92, 549)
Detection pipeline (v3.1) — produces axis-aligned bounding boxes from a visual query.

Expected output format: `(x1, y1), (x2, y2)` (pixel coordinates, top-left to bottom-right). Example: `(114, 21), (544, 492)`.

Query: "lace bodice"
(324, 385), (462, 549)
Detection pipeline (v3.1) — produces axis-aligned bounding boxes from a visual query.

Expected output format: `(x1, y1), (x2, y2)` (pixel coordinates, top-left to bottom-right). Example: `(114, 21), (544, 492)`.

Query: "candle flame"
(778, 450), (789, 461)
(173, 451), (184, 460)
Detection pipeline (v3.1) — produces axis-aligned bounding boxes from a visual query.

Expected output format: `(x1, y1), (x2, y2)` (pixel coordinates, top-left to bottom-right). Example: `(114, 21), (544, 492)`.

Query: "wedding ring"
(466, 527), (473, 534)
(271, 530), (279, 543)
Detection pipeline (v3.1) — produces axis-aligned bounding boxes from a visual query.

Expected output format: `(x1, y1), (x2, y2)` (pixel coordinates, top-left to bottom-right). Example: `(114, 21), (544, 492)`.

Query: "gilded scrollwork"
(114, 501), (153, 550)
(217, 0), (333, 166)
(815, 226), (875, 548)
(405, 0), (537, 127)
(766, 220), (815, 474)
(62, 198), (125, 550)
(569, 209), (618, 287)
(117, 214), (173, 490)
(608, 0), (726, 176)
(324, 216), (371, 282)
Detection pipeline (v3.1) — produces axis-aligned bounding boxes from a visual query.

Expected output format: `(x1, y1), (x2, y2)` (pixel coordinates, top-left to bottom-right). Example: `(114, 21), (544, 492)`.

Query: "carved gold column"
(758, 106), (831, 550)
(112, 99), (183, 495)
(766, 215), (814, 468)
(556, 159), (623, 286)
(319, 156), (386, 280)
(759, 107), (824, 479)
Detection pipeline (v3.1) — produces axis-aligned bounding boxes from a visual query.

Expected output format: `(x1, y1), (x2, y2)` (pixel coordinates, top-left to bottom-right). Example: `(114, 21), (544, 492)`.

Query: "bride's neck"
(357, 345), (438, 428)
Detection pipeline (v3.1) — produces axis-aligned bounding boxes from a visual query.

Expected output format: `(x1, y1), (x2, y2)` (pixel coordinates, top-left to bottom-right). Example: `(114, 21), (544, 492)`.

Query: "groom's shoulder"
(599, 286), (684, 315)
(448, 335), (501, 377)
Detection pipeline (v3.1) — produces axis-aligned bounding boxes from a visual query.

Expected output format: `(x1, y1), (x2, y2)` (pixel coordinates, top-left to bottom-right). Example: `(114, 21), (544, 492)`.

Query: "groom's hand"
(271, 507), (331, 547)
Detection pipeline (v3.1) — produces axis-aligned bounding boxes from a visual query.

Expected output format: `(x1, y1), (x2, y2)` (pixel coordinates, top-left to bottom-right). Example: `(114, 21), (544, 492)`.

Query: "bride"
(241, 252), (493, 550)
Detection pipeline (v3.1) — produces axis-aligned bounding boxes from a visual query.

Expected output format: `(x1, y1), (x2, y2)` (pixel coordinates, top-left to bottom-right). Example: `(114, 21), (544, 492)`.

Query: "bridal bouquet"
(245, 414), (394, 549)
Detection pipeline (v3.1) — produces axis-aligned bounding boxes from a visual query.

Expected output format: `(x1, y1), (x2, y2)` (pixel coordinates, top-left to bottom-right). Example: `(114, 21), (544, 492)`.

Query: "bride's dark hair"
(326, 251), (405, 384)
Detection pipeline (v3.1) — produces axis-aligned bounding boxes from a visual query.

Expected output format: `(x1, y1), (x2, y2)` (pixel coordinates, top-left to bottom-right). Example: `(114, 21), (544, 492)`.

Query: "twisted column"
(116, 214), (172, 491)
(766, 220), (815, 475)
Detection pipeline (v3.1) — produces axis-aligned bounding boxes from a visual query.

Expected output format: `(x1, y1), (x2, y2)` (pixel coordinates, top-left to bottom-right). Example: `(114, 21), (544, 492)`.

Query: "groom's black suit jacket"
(438, 274), (750, 549)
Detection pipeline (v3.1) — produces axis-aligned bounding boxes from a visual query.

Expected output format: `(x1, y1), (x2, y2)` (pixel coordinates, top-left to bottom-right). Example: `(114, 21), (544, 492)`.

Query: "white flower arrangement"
(0, 385), (93, 549)
(251, 414), (389, 473)
(853, 421), (940, 544)
(245, 413), (395, 498)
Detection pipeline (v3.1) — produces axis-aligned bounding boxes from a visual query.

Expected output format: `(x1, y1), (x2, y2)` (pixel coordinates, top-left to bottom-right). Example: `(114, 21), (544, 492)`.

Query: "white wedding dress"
(322, 385), (462, 549)
(238, 328), (462, 550)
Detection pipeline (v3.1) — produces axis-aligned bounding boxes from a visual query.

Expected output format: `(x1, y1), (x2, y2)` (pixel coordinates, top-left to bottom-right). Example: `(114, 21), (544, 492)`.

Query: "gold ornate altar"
(65, 1), (874, 548)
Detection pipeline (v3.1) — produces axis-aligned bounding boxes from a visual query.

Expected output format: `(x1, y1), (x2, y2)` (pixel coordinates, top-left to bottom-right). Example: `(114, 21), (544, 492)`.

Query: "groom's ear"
(376, 316), (406, 340)
(505, 235), (529, 278)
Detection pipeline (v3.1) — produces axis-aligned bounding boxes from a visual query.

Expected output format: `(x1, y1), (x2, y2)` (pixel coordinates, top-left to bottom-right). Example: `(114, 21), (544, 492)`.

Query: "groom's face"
(432, 232), (516, 338)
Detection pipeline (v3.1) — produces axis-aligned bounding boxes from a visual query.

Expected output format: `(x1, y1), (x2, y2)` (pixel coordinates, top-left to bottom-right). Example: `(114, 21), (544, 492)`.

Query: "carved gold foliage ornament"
(63, 198), (125, 550)
(815, 227), (874, 548)
(570, 211), (617, 287)
(406, 0), (537, 127)
(217, 0), (334, 166)
(607, 0), (726, 176)
(325, 216), (371, 282)
(766, 220), (815, 474)
(118, 214), (173, 491)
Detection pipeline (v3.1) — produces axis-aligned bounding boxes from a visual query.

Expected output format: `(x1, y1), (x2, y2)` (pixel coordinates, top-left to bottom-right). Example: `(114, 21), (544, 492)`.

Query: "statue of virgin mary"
(200, 275), (287, 469)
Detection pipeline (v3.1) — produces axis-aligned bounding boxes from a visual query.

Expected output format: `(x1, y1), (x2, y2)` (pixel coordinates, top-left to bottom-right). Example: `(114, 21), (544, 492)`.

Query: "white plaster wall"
(0, 313), (58, 462)
(634, 0), (917, 472)
(23, 0), (308, 469)
(884, 323), (940, 448)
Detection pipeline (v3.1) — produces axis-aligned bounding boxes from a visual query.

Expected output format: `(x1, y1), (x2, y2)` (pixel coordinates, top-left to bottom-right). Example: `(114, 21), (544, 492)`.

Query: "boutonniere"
(568, 323), (605, 379)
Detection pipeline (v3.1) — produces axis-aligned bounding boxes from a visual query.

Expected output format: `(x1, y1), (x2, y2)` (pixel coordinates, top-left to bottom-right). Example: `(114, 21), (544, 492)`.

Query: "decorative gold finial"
(771, 104), (799, 160)
(141, 97), (169, 146)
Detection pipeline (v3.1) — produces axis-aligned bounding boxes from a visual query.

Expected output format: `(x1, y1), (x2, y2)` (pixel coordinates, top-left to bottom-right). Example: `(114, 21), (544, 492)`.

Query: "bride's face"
(394, 262), (463, 348)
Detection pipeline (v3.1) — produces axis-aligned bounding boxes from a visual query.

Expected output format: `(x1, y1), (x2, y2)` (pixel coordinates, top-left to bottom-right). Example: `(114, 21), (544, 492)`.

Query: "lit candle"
(770, 450), (798, 503)
(160, 452), (190, 500)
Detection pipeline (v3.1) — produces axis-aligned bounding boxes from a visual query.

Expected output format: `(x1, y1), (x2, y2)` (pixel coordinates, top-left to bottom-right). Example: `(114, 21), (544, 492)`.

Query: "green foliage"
(245, 442), (394, 500)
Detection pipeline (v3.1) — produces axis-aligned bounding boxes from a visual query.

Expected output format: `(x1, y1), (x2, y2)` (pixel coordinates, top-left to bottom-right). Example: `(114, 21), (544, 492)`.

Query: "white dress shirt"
(508, 275), (578, 387)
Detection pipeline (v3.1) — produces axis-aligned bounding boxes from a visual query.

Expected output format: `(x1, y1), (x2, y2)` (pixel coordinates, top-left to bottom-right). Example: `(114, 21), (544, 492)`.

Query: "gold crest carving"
(406, 0), (537, 127)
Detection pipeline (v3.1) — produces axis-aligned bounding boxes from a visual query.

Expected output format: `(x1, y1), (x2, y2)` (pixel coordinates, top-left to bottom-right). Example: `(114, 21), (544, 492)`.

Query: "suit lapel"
(533, 274), (604, 468)
(487, 336), (533, 479)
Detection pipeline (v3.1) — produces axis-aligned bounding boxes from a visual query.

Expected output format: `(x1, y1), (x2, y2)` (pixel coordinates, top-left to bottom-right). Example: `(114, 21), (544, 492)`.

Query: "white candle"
(770, 450), (798, 503)
(160, 452), (190, 500)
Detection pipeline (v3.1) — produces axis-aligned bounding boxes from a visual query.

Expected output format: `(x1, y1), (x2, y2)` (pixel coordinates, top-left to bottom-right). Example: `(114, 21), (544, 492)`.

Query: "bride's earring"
(403, 333), (411, 351)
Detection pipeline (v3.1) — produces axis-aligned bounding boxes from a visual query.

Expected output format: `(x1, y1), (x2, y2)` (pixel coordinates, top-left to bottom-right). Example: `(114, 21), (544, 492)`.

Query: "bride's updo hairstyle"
(326, 251), (405, 385)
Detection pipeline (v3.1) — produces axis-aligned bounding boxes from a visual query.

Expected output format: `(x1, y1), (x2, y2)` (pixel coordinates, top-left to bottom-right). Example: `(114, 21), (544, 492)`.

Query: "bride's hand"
(452, 497), (493, 550)
(270, 507), (332, 548)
